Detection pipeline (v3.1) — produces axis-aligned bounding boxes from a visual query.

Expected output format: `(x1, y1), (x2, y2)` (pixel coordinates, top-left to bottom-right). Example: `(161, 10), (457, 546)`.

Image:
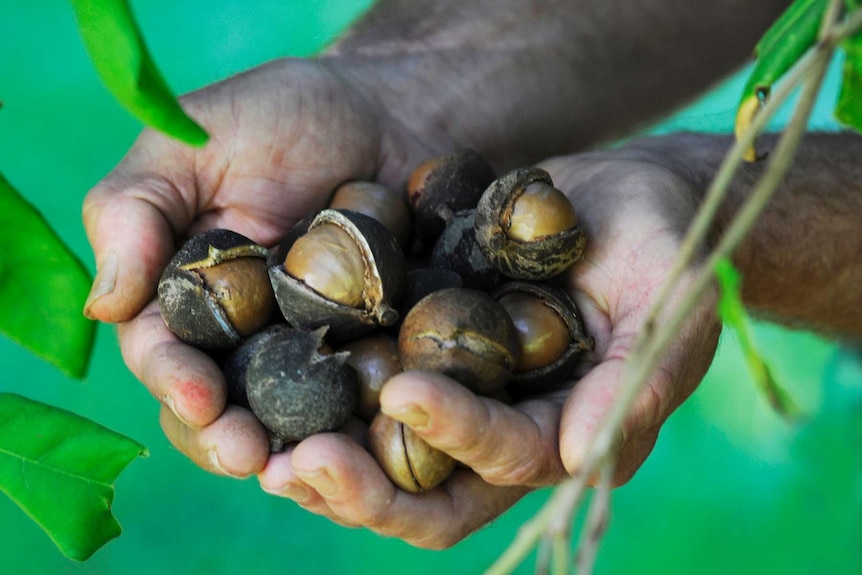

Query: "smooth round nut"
(475, 167), (587, 280)
(493, 282), (592, 395)
(397, 287), (520, 396)
(329, 181), (412, 249)
(339, 334), (403, 423)
(158, 229), (273, 349)
(498, 291), (571, 372)
(246, 327), (358, 447)
(368, 412), (456, 493)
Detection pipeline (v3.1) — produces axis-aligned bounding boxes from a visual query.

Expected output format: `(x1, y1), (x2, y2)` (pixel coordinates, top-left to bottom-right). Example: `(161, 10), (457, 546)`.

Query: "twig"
(485, 474), (589, 575)
(574, 458), (615, 574)
(551, 528), (569, 575)
(534, 538), (552, 575)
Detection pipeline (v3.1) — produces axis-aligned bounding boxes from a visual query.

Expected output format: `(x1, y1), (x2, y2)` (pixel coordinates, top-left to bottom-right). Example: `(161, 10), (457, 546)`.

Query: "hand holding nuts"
(156, 151), (593, 493)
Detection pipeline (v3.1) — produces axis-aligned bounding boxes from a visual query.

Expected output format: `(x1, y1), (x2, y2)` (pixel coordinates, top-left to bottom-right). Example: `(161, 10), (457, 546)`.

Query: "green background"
(1, 2), (861, 573)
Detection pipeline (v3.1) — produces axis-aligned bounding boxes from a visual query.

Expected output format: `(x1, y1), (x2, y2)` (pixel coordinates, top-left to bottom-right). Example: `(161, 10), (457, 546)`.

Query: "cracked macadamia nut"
(475, 167), (587, 280)
(158, 229), (274, 349)
(397, 287), (520, 396)
(368, 412), (456, 493)
(269, 209), (406, 342)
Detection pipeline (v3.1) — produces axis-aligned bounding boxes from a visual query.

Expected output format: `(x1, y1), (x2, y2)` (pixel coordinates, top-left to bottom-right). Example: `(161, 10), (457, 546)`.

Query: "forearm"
(321, 0), (790, 169)
(634, 132), (862, 339)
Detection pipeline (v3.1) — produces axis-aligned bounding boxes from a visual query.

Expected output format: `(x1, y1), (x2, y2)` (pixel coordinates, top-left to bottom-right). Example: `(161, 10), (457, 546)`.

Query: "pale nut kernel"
(197, 258), (274, 337)
(284, 223), (366, 308)
(506, 182), (578, 242)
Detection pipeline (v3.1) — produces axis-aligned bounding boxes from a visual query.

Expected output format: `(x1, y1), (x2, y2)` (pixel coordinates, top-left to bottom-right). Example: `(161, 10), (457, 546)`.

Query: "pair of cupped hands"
(82, 59), (720, 549)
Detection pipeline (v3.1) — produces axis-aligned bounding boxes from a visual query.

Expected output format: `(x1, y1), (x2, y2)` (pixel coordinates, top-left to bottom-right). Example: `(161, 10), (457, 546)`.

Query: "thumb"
(82, 177), (190, 323)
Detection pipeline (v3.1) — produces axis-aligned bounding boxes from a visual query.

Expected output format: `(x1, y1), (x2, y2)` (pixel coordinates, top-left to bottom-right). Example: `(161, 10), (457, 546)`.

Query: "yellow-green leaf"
(0, 173), (96, 379)
(735, 0), (828, 161)
(0, 393), (147, 561)
(714, 258), (804, 421)
(70, 0), (209, 147)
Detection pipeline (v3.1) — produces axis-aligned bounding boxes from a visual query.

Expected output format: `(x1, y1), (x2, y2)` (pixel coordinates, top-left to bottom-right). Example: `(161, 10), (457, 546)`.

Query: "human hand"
(82, 57), (447, 477)
(541, 145), (722, 484)
(255, 142), (722, 547)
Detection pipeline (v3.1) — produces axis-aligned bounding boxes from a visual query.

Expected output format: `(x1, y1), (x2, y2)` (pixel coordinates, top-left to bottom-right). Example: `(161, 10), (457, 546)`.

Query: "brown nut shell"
(269, 209), (406, 342)
(475, 168), (587, 280)
(246, 327), (358, 446)
(406, 150), (497, 251)
(158, 229), (272, 349)
(339, 334), (403, 423)
(493, 282), (592, 395)
(397, 288), (520, 396)
(222, 323), (292, 409)
(430, 209), (500, 291)
(399, 268), (464, 321)
(368, 412), (456, 493)
(329, 181), (412, 249)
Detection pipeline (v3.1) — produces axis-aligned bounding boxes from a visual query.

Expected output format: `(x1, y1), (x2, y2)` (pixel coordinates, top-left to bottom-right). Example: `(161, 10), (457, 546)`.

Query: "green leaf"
(735, 0), (828, 160)
(742, 0), (828, 99)
(835, 32), (862, 131)
(714, 258), (804, 421)
(70, 0), (209, 147)
(0, 393), (147, 561)
(0, 173), (96, 379)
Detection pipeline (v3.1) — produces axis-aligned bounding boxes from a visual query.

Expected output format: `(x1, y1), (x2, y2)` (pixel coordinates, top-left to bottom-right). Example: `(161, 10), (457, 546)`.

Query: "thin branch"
(574, 458), (614, 575)
(552, 529), (569, 575)
(534, 538), (552, 575)
(484, 475), (588, 575)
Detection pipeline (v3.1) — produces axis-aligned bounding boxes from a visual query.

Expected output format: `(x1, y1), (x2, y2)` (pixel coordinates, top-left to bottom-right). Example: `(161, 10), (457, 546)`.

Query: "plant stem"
(552, 530), (569, 575)
(485, 475), (589, 575)
(574, 458), (614, 575)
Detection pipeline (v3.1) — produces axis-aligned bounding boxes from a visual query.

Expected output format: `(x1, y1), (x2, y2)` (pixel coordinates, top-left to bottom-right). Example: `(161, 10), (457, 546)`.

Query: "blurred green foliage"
(0, 173), (95, 378)
(0, 2), (859, 573)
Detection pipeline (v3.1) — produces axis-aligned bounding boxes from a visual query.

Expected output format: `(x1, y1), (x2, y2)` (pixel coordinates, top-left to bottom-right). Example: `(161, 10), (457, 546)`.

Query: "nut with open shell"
(269, 209), (406, 342)
(475, 167), (587, 280)
(158, 229), (274, 349)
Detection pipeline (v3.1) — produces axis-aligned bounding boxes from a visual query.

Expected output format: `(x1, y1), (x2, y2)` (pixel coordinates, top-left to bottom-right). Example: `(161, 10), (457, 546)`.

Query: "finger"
(117, 301), (226, 428)
(159, 404), (270, 478)
(258, 447), (361, 529)
(380, 371), (568, 487)
(559, 308), (719, 486)
(289, 433), (528, 549)
(82, 167), (194, 323)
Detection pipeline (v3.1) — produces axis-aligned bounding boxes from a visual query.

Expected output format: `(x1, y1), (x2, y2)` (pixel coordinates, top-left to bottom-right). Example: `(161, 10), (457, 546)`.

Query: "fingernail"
(278, 483), (309, 503)
(385, 403), (430, 429)
(163, 394), (192, 428)
(297, 468), (338, 497)
(208, 449), (243, 479)
(83, 252), (118, 319)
